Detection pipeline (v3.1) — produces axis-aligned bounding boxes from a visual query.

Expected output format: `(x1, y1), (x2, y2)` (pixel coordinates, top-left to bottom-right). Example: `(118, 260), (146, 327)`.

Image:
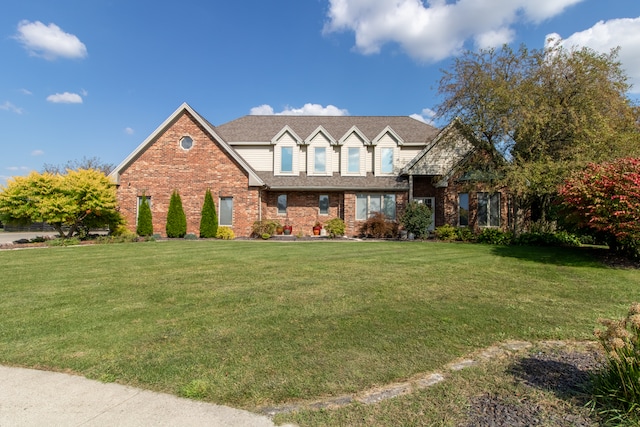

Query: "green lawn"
(0, 240), (638, 415)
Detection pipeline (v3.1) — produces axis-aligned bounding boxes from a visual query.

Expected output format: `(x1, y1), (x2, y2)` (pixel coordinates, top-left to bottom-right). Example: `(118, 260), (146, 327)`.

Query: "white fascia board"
(338, 126), (370, 145)
(272, 125), (304, 145)
(372, 126), (404, 146)
(304, 125), (337, 145)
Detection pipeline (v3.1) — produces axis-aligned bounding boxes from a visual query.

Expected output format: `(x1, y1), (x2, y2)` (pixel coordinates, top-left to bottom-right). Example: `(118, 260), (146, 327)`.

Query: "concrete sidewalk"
(0, 366), (286, 426)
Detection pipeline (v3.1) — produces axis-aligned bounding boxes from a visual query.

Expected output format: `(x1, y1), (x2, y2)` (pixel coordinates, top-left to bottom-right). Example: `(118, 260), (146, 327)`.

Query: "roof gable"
(109, 103), (264, 186)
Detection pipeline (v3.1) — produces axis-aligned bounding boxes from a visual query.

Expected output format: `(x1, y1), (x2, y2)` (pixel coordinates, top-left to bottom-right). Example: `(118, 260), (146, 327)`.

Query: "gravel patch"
(463, 344), (605, 426)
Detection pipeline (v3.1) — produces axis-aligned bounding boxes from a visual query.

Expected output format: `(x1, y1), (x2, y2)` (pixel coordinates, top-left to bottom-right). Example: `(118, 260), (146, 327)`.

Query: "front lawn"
(0, 240), (638, 416)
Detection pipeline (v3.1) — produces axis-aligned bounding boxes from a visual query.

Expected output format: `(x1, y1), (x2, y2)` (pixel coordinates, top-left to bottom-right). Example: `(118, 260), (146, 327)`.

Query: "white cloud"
(547, 17), (640, 93)
(324, 0), (584, 62)
(0, 101), (24, 114)
(6, 166), (30, 172)
(46, 92), (83, 104)
(410, 108), (436, 125)
(14, 20), (87, 60)
(249, 104), (275, 115)
(31, 150), (44, 156)
(124, 127), (135, 135)
(20, 89), (33, 96)
(250, 103), (349, 116)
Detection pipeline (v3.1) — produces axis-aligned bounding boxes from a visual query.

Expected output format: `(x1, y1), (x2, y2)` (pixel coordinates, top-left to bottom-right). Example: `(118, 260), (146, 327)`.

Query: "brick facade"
(115, 111), (260, 237)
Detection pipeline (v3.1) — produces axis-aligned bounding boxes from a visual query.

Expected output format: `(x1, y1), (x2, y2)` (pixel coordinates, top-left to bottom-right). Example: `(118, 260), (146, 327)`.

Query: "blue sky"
(2, 0), (640, 184)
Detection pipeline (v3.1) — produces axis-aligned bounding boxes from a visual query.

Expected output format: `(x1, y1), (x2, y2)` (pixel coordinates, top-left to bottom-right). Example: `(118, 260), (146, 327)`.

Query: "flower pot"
(276, 226), (284, 235)
(283, 225), (292, 235)
(313, 226), (321, 236)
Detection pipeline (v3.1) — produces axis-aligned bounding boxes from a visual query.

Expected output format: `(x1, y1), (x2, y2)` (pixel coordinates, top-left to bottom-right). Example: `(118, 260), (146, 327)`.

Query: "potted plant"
(283, 224), (292, 235)
(312, 221), (322, 236)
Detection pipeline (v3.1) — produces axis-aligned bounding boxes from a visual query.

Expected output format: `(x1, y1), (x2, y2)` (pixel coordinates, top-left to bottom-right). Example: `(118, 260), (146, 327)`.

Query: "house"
(109, 103), (508, 237)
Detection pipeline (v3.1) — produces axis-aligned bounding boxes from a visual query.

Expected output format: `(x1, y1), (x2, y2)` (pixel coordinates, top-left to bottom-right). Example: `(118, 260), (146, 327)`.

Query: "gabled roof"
(402, 119), (476, 176)
(338, 125), (370, 145)
(214, 115), (438, 145)
(109, 103), (264, 186)
(305, 125), (337, 145)
(372, 126), (403, 145)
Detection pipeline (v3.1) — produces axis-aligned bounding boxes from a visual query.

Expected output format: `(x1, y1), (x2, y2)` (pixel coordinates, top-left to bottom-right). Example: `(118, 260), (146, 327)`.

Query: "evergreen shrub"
(400, 201), (432, 239)
(199, 189), (218, 238)
(324, 218), (345, 237)
(166, 190), (187, 238)
(216, 226), (235, 240)
(136, 196), (153, 237)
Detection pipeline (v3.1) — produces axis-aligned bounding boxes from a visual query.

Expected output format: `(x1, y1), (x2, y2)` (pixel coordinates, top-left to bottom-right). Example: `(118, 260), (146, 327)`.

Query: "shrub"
(199, 189), (218, 238)
(592, 303), (640, 421)
(166, 190), (187, 238)
(560, 157), (640, 259)
(435, 224), (457, 241)
(261, 233), (271, 240)
(251, 220), (280, 238)
(513, 231), (581, 247)
(184, 233), (197, 240)
(476, 228), (513, 245)
(359, 212), (397, 238)
(324, 218), (345, 237)
(136, 196), (153, 237)
(216, 226), (235, 240)
(400, 201), (432, 239)
(456, 226), (475, 242)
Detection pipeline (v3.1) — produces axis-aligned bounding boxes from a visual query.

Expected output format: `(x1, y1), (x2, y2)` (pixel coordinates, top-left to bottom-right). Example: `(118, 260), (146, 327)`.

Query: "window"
(281, 146), (293, 173)
(219, 197), (233, 226)
(348, 147), (360, 173)
(381, 148), (393, 174)
(356, 194), (396, 220)
(319, 195), (329, 215)
(180, 136), (193, 150)
(458, 193), (469, 226)
(314, 147), (326, 173)
(477, 192), (500, 227)
(277, 194), (287, 215)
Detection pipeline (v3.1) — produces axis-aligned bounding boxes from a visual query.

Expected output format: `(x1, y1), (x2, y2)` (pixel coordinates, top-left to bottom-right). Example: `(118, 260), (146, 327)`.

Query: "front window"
(319, 195), (329, 215)
(356, 194), (396, 220)
(348, 147), (360, 173)
(281, 146), (293, 173)
(478, 192), (500, 227)
(277, 194), (287, 215)
(219, 197), (233, 226)
(381, 148), (393, 174)
(314, 147), (326, 173)
(459, 193), (469, 226)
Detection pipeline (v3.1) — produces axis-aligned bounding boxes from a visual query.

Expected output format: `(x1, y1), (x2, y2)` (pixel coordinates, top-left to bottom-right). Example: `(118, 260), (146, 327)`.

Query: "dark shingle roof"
(255, 172), (409, 191)
(214, 115), (438, 144)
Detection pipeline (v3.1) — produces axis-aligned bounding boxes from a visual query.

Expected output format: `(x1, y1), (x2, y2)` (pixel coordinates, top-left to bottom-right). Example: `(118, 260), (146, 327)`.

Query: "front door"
(413, 197), (435, 230)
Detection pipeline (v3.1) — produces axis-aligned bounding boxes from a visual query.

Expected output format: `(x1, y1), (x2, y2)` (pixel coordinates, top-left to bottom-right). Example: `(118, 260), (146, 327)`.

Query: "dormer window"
(347, 147), (360, 174)
(314, 147), (326, 173)
(280, 146), (293, 173)
(381, 148), (394, 174)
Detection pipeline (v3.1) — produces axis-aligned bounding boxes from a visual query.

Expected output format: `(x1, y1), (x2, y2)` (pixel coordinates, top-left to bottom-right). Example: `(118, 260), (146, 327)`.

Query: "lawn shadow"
(490, 245), (612, 269)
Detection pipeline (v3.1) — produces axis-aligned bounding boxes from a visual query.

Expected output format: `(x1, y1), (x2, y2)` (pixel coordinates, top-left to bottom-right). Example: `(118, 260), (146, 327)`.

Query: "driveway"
(0, 231), (60, 245)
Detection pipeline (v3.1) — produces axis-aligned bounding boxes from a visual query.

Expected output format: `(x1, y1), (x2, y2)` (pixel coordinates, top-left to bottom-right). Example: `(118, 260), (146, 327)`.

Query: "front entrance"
(413, 197), (435, 230)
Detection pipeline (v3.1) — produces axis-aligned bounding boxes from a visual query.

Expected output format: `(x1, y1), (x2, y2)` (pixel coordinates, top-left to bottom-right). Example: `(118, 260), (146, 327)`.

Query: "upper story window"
(180, 136), (193, 150)
(314, 147), (326, 173)
(280, 147), (293, 173)
(381, 148), (393, 174)
(347, 147), (360, 174)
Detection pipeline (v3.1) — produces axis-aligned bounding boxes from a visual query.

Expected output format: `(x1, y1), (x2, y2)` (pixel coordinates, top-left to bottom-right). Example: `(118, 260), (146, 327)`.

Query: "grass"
(1, 240), (639, 419)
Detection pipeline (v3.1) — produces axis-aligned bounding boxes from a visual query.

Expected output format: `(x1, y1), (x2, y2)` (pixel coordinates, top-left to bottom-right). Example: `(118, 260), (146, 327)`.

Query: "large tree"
(0, 169), (123, 238)
(437, 43), (640, 228)
(42, 156), (116, 176)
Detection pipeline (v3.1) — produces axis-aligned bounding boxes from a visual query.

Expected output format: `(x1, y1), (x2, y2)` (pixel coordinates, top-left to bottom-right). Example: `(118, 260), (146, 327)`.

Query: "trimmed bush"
(324, 218), (345, 238)
(136, 196), (153, 237)
(216, 226), (235, 240)
(435, 224), (457, 241)
(251, 220), (280, 238)
(166, 190), (187, 238)
(400, 201), (433, 239)
(199, 189), (218, 238)
(456, 226), (475, 242)
(476, 228), (513, 245)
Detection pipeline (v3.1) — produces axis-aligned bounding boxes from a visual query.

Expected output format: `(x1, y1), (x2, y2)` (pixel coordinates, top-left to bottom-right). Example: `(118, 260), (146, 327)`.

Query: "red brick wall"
(261, 191), (343, 236)
(116, 111), (260, 237)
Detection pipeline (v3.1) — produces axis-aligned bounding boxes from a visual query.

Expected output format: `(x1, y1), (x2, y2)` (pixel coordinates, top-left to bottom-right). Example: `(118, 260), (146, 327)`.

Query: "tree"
(136, 195), (153, 237)
(43, 156), (116, 176)
(166, 190), (187, 238)
(559, 157), (640, 258)
(199, 189), (218, 238)
(437, 43), (640, 229)
(400, 201), (433, 239)
(0, 169), (123, 238)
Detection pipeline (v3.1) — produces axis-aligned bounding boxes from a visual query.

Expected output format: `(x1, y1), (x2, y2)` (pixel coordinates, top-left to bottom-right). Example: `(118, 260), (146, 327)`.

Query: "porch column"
(408, 174), (414, 202)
